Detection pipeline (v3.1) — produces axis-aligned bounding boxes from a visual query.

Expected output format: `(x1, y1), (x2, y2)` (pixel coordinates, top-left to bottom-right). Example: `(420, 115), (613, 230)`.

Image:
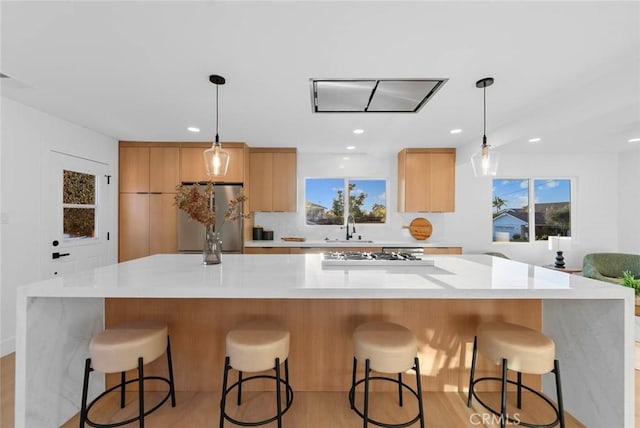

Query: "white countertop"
(20, 253), (632, 300)
(243, 239), (462, 248)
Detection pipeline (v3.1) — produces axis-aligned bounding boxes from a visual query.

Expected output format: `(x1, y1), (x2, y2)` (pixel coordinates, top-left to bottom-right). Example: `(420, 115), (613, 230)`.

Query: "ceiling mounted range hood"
(310, 78), (448, 113)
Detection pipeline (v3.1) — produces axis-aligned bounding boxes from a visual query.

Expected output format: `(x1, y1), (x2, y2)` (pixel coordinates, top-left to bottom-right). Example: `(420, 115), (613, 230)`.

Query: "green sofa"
(582, 253), (640, 284)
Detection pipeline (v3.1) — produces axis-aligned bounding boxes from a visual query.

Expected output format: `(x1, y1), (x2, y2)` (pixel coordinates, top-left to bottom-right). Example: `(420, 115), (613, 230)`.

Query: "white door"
(43, 151), (110, 277)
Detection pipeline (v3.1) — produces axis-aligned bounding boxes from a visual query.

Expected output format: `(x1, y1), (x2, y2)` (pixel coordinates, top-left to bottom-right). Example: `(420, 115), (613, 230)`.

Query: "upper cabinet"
(119, 146), (180, 193)
(180, 144), (245, 183)
(397, 148), (456, 212)
(249, 148), (297, 212)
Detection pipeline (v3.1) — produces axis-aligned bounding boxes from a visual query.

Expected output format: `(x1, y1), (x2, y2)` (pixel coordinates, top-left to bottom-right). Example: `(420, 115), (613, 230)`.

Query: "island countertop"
(243, 239), (462, 248)
(19, 253), (632, 300)
(15, 253), (635, 427)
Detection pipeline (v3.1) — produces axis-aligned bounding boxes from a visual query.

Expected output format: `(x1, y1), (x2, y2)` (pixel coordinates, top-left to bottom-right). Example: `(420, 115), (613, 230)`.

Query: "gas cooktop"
(321, 252), (435, 267)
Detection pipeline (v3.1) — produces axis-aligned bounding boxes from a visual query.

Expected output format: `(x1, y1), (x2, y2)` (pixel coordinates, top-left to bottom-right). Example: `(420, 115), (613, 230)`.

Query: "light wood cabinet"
(423, 247), (462, 255)
(119, 143), (180, 262)
(244, 247), (291, 254)
(249, 148), (297, 212)
(398, 148), (456, 212)
(180, 146), (244, 183)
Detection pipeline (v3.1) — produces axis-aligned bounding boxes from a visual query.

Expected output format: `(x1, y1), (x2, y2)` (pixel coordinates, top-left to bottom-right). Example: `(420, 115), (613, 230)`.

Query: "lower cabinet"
(423, 247), (462, 255)
(244, 247), (291, 254)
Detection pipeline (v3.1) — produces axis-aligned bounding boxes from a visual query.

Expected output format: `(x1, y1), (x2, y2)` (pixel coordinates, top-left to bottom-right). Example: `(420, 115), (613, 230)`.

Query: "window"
(305, 178), (386, 225)
(63, 170), (97, 239)
(492, 178), (571, 242)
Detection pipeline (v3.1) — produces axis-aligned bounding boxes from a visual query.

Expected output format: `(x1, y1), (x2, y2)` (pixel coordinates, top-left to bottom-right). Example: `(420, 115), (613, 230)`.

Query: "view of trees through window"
(63, 170), (97, 239)
(305, 178), (386, 225)
(492, 178), (571, 242)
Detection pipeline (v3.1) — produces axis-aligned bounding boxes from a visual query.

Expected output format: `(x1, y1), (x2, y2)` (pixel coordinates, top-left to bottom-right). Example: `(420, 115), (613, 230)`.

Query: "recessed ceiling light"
(449, 129), (462, 134)
(353, 129), (364, 134)
(343, 156), (350, 160)
(187, 127), (200, 133)
(628, 137), (640, 143)
(346, 146), (356, 150)
(528, 137), (541, 143)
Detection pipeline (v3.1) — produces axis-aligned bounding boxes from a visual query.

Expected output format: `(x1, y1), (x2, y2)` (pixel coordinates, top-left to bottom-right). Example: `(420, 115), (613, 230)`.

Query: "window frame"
(62, 169), (100, 241)
(492, 177), (575, 244)
(304, 177), (388, 226)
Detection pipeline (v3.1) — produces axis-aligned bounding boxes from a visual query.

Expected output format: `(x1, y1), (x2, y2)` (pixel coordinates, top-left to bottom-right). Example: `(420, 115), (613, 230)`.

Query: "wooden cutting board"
(402, 217), (433, 240)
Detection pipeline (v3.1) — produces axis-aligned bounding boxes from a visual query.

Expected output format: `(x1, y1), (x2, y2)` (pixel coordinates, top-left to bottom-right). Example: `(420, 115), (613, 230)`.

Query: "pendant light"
(203, 74), (230, 178)
(471, 77), (500, 177)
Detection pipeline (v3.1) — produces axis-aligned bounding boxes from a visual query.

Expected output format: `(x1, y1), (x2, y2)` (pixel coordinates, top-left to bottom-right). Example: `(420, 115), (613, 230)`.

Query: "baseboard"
(1, 336), (16, 357)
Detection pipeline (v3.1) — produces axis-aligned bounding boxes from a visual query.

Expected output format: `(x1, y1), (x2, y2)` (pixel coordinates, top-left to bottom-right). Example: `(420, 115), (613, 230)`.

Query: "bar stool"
(80, 320), (176, 427)
(220, 320), (294, 428)
(467, 321), (565, 428)
(349, 321), (425, 428)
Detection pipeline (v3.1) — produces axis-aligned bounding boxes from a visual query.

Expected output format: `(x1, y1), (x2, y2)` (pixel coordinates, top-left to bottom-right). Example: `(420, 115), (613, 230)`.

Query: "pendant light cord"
(215, 83), (220, 144)
(482, 84), (487, 146)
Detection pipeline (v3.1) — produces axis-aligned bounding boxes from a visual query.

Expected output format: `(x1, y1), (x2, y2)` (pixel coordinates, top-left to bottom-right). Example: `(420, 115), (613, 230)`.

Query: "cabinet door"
(119, 147), (149, 193)
(423, 247), (462, 255)
(149, 194), (177, 254)
(150, 147), (180, 192)
(249, 152), (273, 211)
(244, 247), (290, 254)
(404, 152), (430, 212)
(223, 147), (245, 183)
(429, 152), (455, 212)
(119, 193), (150, 262)
(181, 146), (244, 183)
(180, 147), (209, 183)
(272, 152), (297, 211)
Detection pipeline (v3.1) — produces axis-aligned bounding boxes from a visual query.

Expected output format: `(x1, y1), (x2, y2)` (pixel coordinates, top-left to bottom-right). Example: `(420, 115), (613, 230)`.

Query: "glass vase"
(203, 225), (222, 265)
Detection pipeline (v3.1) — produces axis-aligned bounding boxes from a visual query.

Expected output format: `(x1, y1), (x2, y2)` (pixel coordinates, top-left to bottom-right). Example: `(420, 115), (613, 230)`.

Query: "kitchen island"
(15, 254), (634, 427)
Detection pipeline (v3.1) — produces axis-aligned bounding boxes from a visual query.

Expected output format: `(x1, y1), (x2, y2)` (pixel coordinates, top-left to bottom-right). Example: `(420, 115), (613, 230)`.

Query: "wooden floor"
(0, 350), (594, 428)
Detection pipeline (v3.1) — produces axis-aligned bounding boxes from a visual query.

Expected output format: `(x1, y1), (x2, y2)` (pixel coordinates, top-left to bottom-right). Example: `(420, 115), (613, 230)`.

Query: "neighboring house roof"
(494, 203), (569, 227)
(493, 212), (528, 225)
(305, 201), (327, 210)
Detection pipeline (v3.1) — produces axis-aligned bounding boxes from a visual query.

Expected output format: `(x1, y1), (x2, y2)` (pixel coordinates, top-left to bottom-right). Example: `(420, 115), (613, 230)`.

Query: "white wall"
(618, 147), (640, 254)
(0, 97), (118, 356)
(255, 148), (620, 269)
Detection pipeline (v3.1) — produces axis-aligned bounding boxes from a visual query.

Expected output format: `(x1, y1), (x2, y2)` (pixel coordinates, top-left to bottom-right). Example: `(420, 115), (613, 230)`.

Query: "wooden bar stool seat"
(349, 321), (425, 428)
(467, 321), (565, 428)
(80, 321), (176, 428)
(220, 320), (293, 428)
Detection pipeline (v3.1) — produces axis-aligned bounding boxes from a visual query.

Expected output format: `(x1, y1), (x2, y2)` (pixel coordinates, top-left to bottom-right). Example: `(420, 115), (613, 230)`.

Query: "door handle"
(52, 252), (70, 259)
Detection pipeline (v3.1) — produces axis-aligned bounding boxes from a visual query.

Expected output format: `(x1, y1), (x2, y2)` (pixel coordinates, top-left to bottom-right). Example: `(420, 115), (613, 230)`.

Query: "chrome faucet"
(345, 215), (356, 240)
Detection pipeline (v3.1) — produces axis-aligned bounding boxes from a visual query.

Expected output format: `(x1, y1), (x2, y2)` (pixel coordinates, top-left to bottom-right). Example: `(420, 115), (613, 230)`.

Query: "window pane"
(492, 179), (529, 242)
(63, 170), (95, 204)
(534, 179), (571, 240)
(64, 208), (95, 239)
(348, 179), (386, 224)
(305, 178), (344, 225)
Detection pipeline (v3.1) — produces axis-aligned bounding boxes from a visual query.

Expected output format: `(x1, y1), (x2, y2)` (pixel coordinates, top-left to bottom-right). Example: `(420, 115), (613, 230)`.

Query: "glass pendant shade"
(203, 142), (230, 177)
(471, 142), (500, 177)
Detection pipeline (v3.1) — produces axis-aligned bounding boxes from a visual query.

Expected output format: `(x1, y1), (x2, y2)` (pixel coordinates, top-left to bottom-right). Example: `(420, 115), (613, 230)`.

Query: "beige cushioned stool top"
(89, 321), (168, 374)
(477, 321), (555, 375)
(353, 321), (417, 373)
(226, 320), (290, 373)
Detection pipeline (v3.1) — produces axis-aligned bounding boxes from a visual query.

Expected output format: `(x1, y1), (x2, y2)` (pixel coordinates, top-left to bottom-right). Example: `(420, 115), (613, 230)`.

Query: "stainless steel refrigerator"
(177, 183), (244, 253)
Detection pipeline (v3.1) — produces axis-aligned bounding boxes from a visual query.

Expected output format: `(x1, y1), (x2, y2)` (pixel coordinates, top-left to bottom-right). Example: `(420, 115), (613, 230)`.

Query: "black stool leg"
(467, 336), (478, 407)
(79, 358), (91, 428)
(120, 372), (126, 408)
(500, 358), (507, 428)
(219, 356), (230, 428)
(350, 357), (357, 409)
(397, 373), (403, 407)
(237, 371), (243, 405)
(166, 336), (176, 407)
(554, 360), (566, 428)
(363, 359), (370, 428)
(274, 357), (283, 428)
(138, 357), (145, 428)
(285, 358), (291, 406)
(516, 371), (522, 409)
(414, 357), (425, 428)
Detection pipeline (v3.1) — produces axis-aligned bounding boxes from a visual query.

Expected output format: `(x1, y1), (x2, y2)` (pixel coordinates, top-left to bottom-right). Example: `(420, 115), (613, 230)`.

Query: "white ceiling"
(1, 1), (639, 155)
